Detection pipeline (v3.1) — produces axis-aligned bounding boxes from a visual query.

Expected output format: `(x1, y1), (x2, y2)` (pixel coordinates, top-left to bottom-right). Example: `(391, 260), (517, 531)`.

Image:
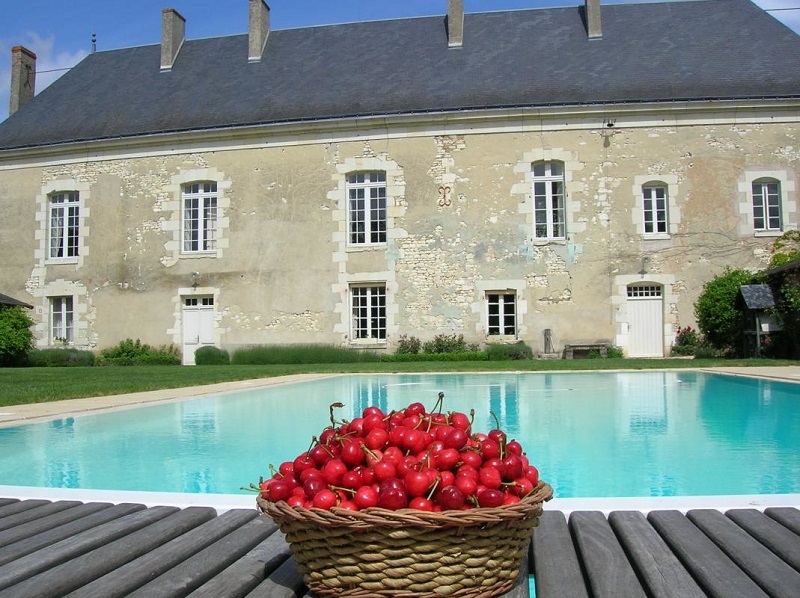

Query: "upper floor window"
(532, 161), (565, 240)
(642, 184), (668, 235)
(487, 292), (516, 336)
(752, 178), (782, 232)
(49, 192), (80, 259)
(347, 171), (386, 245)
(351, 284), (386, 341)
(50, 296), (74, 344)
(183, 182), (218, 253)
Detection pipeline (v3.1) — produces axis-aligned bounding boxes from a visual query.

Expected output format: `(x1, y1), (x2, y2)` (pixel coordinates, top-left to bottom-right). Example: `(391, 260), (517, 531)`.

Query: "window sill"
(45, 258), (79, 265)
(180, 251), (218, 257)
(346, 244), (387, 252)
(532, 238), (566, 245)
(486, 336), (519, 343)
(642, 233), (671, 241)
(349, 340), (387, 349)
(754, 230), (783, 238)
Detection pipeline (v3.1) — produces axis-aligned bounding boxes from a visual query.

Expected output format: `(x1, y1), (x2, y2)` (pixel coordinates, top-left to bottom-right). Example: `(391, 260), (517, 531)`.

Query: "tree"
(694, 268), (755, 355)
(0, 306), (35, 366)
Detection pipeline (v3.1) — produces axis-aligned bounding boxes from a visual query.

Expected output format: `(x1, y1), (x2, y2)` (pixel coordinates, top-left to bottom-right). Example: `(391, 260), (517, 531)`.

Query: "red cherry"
(310, 444), (332, 466)
(506, 440), (523, 456)
(354, 485), (379, 509)
(278, 461), (294, 477)
(378, 479), (408, 510)
(362, 406), (385, 419)
(340, 440), (365, 467)
(303, 477), (327, 500)
(434, 448), (460, 471)
(322, 458), (347, 485)
(477, 488), (505, 508)
(437, 485), (466, 510)
(525, 465), (539, 486)
(480, 438), (501, 460)
(404, 402), (426, 417)
(443, 428), (468, 450)
(404, 471), (432, 498)
(409, 497), (434, 511)
(502, 454), (524, 481)
(454, 475), (477, 497)
(266, 480), (292, 502)
(478, 466), (503, 489)
(449, 411), (471, 431)
(364, 428), (388, 450)
(372, 460), (397, 482)
(293, 452), (315, 475)
(341, 470), (363, 490)
(313, 489), (338, 509)
(286, 495), (305, 507)
(459, 450), (483, 469)
(338, 500), (358, 511)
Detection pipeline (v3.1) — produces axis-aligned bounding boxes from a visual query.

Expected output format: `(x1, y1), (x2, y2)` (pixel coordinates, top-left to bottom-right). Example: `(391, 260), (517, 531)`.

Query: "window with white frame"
(351, 285), (386, 341)
(182, 182), (218, 253)
(50, 296), (74, 344)
(487, 292), (517, 336)
(48, 192), (80, 259)
(532, 161), (566, 240)
(752, 178), (782, 231)
(347, 172), (387, 245)
(642, 184), (668, 234)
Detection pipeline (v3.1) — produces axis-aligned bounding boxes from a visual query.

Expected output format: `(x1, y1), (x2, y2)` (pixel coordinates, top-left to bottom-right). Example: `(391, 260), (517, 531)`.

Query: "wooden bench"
(564, 343), (609, 359)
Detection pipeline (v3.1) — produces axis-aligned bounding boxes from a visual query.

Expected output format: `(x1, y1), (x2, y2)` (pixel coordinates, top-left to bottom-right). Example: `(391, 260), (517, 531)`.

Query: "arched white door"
(627, 284), (664, 357)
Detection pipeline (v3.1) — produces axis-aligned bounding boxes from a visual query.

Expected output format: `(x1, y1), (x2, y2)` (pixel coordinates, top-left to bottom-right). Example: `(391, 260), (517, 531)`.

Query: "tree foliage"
(694, 268), (755, 355)
(0, 306), (35, 366)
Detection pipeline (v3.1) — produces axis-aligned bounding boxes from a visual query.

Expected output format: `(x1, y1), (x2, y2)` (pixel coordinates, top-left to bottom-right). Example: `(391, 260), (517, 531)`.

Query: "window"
(50, 296), (74, 343)
(48, 192), (80, 259)
(627, 285), (662, 298)
(183, 182), (218, 252)
(487, 293), (516, 336)
(351, 285), (386, 341)
(347, 172), (386, 245)
(752, 179), (782, 231)
(532, 161), (565, 240)
(642, 185), (668, 234)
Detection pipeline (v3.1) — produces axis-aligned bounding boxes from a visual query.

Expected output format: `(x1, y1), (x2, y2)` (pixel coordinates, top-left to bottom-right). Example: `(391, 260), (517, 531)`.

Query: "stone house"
(0, 0), (798, 363)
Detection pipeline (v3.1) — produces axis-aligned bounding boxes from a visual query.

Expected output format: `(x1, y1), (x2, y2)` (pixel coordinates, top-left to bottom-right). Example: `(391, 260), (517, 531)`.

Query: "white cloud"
(0, 32), (88, 122)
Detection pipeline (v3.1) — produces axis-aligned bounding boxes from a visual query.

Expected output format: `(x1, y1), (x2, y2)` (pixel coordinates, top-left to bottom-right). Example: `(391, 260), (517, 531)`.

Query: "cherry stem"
(359, 443), (379, 461)
(426, 477), (441, 500)
(430, 391), (445, 414)
(329, 402), (345, 427)
(490, 410), (501, 430)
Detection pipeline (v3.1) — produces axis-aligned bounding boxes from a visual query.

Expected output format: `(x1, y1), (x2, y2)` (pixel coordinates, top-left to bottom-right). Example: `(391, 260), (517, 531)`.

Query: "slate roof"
(736, 284), (776, 310)
(1, 0), (799, 151)
(0, 292), (33, 308)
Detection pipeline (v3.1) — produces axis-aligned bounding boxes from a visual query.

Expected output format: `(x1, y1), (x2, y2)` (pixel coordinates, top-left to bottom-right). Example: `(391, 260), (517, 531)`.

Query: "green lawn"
(1, 358), (796, 407)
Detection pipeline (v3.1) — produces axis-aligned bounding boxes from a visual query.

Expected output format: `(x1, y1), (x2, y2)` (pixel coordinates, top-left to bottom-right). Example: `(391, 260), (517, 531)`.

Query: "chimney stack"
(9, 46), (36, 116)
(585, 0), (602, 40)
(248, 0), (270, 62)
(447, 0), (464, 48)
(160, 8), (186, 71)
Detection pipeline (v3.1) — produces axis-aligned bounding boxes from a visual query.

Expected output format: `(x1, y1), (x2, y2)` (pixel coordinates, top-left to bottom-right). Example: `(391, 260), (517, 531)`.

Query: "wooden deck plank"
(125, 513), (276, 598)
(569, 510), (647, 598)
(246, 557), (307, 598)
(766, 507), (800, 536)
(0, 506), (216, 598)
(0, 499), (51, 519)
(0, 502), (144, 566)
(0, 502), (112, 549)
(531, 510), (589, 598)
(69, 509), (260, 598)
(687, 508), (800, 598)
(0, 505), (177, 594)
(186, 528), (292, 598)
(647, 509), (769, 598)
(0, 500), (83, 532)
(608, 510), (705, 598)
(726, 508), (800, 572)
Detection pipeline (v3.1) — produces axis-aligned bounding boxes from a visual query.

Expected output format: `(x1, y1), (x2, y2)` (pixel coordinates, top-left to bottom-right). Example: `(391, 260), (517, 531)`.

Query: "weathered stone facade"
(1, 109), (796, 361)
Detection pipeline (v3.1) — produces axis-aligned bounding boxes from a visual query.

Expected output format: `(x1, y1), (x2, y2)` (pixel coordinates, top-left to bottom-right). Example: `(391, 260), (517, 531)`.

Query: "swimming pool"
(0, 371), (798, 500)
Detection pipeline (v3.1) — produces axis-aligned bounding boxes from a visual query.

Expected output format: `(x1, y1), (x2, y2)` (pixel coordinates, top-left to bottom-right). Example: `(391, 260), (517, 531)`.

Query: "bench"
(564, 343), (609, 359)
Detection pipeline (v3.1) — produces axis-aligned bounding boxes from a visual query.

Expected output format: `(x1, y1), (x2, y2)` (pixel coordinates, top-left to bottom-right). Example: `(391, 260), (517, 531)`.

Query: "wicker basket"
(257, 481), (552, 598)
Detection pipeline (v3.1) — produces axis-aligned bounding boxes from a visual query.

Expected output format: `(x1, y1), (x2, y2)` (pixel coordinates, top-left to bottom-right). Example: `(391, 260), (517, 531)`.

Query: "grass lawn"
(1, 358), (797, 407)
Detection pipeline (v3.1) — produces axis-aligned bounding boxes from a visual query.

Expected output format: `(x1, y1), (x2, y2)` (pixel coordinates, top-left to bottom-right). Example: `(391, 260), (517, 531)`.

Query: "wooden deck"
(0, 497), (798, 598)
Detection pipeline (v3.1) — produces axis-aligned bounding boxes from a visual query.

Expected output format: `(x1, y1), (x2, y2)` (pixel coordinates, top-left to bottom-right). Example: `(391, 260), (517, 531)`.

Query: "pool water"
(0, 371), (798, 498)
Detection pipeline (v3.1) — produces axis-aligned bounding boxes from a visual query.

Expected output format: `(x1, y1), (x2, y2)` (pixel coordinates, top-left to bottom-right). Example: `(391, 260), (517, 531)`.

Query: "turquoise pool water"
(0, 371), (798, 498)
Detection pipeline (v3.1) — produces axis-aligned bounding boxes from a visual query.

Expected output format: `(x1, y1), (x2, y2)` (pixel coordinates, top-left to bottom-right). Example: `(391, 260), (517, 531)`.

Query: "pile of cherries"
(258, 393), (540, 512)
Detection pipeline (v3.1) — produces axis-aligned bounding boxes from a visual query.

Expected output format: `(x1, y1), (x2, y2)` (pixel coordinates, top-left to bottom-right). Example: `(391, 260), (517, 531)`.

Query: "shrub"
(194, 345), (230, 365)
(694, 268), (755, 355)
(422, 334), (470, 354)
(231, 344), (382, 365)
(671, 325), (700, 356)
(606, 346), (625, 359)
(486, 342), (533, 361)
(27, 348), (96, 367)
(693, 342), (723, 359)
(98, 339), (181, 365)
(396, 335), (421, 354)
(0, 306), (34, 366)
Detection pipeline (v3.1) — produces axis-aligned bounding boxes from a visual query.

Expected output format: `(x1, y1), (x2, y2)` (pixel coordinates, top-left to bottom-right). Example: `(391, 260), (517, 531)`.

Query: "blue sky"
(1, 0), (799, 122)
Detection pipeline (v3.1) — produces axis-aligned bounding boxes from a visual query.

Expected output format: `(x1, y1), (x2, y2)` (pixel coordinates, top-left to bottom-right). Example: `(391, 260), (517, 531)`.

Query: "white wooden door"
(182, 296), (215, 365)
(627, 285), (664, 358)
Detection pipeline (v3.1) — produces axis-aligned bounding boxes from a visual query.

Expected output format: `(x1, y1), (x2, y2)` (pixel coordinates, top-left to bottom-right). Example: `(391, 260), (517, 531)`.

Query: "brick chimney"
(585, 0), (602, 40)
(447, 0), (464, 48)
(160, 8), (186, 71)
(248, 0), (270, 62)
(9, 46), (36, 116)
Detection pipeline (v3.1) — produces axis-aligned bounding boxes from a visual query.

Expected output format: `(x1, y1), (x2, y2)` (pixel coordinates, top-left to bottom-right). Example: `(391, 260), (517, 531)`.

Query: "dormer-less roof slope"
(1, 0), (799, 151)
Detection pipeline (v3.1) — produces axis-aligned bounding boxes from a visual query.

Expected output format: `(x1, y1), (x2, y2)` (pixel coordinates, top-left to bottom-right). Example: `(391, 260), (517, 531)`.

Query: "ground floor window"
(351, 285), (386, 341)
(627, 285), (663, 298)
(50, 296), (74, 344)
(487, 292), (516, 336)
